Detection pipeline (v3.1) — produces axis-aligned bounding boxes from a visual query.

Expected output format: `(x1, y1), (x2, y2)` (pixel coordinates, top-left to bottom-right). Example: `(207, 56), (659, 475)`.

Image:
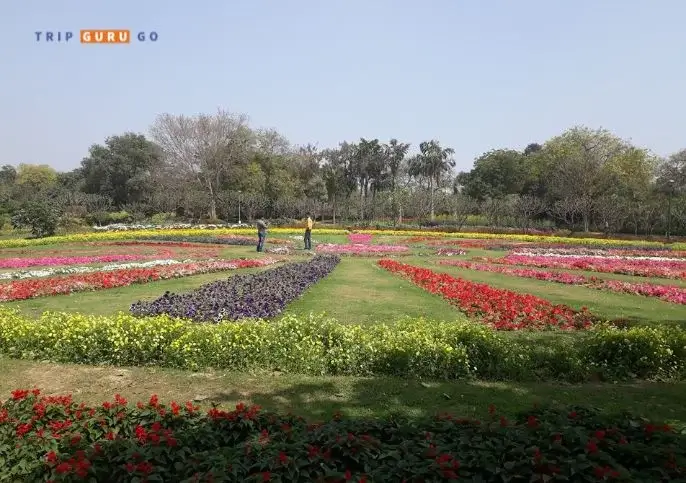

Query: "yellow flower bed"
(357, 229), (668, 248)
(0, 226), (674, 249)
(0, 227), (348, 248)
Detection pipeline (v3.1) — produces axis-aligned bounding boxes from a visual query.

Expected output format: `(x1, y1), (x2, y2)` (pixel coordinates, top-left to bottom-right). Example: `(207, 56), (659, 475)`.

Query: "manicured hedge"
(2, 389), (684, 481)
(1, 308), (685, 382)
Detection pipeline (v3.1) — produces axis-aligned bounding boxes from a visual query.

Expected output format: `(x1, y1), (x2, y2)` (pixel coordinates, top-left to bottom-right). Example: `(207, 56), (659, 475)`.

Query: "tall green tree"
(80, 133), (162, 208)
(408, 140), (455, 220)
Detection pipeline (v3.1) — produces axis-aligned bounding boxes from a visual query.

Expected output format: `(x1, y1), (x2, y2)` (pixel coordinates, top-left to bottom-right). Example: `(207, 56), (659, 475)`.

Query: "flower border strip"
(378, 259), (592, 330)
(0, 258), (279, 302)
(440, 259), (686, 305)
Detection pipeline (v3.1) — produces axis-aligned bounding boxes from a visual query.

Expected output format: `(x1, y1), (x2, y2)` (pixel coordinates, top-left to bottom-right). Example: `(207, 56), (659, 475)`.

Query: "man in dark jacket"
(256, 219), (267, 252)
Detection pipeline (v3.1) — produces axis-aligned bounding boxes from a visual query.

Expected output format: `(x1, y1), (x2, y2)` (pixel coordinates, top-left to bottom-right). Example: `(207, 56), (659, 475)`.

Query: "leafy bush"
(1, 309), (685, 381)
(108, 210), (133, 223)
(149, 212), (177, 224)
(1, 389), (684, 481)
(10, 200), (60, 238)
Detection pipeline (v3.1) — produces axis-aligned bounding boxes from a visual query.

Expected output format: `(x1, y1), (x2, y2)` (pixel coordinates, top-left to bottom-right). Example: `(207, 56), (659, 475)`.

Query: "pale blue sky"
(2, 0), (684, 172)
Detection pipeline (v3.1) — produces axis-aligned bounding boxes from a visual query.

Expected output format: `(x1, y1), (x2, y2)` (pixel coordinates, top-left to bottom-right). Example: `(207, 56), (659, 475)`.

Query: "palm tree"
(408, 140), (455, 221)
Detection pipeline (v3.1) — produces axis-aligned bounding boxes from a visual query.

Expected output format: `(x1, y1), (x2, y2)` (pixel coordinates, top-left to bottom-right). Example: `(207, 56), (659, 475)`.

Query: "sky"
(2, 0), (685, 173)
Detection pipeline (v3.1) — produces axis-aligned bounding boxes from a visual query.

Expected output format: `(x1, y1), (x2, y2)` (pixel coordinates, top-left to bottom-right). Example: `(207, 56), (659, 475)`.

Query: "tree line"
(1, 108), (685, 237)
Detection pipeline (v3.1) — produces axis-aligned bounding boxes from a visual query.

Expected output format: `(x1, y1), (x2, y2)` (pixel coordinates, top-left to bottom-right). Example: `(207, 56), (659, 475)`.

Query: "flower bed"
(0, 259), (186, 280)
(378, 260), (593, 330)
(512, 247), (686, 258)
(0, 254), (146, 269)
(347, 233), (372, 244)
(439, 260), (686, 304)
(2, 309), (686, 380)
(2, 390), (684, 482)
(130, 255), (340, 322)
(92, 222), (250, 231)
(137, 234), (293, 246)
(317, 244), (409, 256)
(441, 260), (686, 305)
(435, 248), (467, 256)
(0, 258), (278, 302)
(0, 228), (348, 249)
(488, 254), (686, 279)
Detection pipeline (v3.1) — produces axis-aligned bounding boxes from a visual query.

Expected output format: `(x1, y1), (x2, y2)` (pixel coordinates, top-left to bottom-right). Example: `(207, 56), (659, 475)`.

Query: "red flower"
(45, 450), (58, 464)
(344, 469), (352, 480)
(488, 404), (496, 415)
(171, 401), (181, 415)
(262, 471), (271, 481)
(278, 452), (289, 465)
(586, 440), (598, 454)
(114, 394), (128, 406)
(527, 416), (539, 428)
(125, 463), (135, 473)
(149, 394), (159, 407)
(11, 389), (29, 401)
(55, 462), (71, 474)
(594, 430), (606, 440)
(137, 461), (154, 474)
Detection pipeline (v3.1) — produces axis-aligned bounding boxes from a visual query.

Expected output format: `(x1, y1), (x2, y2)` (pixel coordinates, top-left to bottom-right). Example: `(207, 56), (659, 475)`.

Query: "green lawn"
(1, 358), (685, 425)
(283, 257), (465, 324)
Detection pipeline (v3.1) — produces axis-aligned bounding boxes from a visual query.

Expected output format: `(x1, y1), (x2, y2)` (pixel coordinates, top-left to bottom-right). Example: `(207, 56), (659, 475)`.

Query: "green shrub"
(1, 308), (685, 382)
(149, 212), (176, 224)
(10, 200), (60, 238)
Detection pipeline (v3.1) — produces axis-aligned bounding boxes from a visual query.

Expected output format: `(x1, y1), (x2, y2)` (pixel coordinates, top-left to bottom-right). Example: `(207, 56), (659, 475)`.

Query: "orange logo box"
(80, 30), (130, 44)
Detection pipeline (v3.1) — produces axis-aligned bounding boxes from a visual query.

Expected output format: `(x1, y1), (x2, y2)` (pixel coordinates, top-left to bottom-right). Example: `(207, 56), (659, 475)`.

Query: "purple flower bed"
(129, 254), (340, 322)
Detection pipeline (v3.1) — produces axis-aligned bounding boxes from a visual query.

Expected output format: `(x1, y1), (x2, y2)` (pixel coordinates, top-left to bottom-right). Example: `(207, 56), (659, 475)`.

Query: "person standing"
(256, 218), (267, 252)
(304, 214), (313, 250)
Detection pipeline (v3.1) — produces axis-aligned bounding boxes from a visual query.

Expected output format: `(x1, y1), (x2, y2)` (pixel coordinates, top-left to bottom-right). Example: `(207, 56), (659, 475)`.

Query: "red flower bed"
(441, 259), (686, 305)
(0, 258), (277, 302)
(2, 389), (684, 481)
(378, 260), (592, 330)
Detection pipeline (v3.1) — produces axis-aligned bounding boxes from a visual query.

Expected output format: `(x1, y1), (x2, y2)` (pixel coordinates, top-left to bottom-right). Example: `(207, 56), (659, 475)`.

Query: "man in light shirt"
(304, 214), (313, 250)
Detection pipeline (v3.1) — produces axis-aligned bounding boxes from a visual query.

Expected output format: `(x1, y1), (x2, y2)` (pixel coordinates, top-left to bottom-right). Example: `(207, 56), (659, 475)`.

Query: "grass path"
(1, 358), (684, 425)
(283, 257), (465, 324)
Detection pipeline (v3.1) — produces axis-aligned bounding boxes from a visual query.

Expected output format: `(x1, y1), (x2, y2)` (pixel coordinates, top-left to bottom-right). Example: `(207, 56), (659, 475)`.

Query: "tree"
(322, 143), (356, 224)
(446, 193), (478, 231)
(524, 143), (542, 156)
(542, 126), (630, 231)
(150, 109), (254, 219)
(15, 164), (58, 191)
(80, 133), (162, 208)
(408, 140), (455, 220)
(510, 194), (544, 232)
(11, 200), (60, 237)
(458, 149), (526, 200)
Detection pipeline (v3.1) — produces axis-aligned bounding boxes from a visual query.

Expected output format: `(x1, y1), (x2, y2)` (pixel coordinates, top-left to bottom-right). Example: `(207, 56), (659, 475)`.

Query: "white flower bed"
(92, 223), (251, 232)
(512, 250), (685, 262)
(0, 259), (190, 280)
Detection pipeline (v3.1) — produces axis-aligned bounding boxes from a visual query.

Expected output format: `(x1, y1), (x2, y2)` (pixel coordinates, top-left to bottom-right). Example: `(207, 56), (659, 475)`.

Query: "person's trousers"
(257, 232), (266, 252)
(304, 229), (311, 249)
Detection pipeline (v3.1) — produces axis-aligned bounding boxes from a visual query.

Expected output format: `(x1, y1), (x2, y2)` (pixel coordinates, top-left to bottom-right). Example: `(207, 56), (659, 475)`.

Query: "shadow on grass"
(206, 376), (686, 427)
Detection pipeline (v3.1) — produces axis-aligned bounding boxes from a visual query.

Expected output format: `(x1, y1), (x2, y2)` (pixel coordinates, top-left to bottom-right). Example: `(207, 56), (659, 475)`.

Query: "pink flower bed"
(316, 243), (409, 256)
(441, 260), (686, 305)
(484, 254), (686, 279)
(347, 233), (373, 244)
(0, 255), (144, 269)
